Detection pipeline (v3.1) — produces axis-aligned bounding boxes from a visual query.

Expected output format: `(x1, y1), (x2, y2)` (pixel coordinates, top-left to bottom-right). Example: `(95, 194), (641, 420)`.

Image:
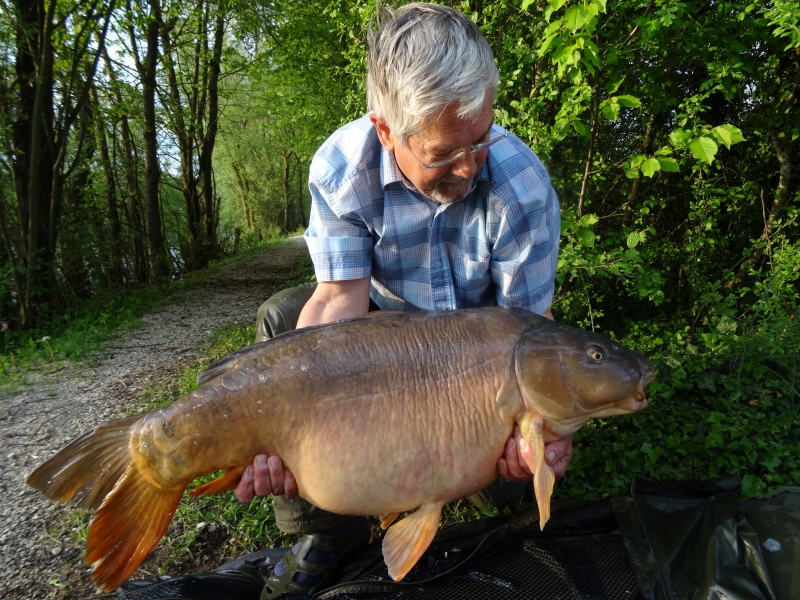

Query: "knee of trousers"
(255, 282), (318, 342)
(272, 494), (356, 534)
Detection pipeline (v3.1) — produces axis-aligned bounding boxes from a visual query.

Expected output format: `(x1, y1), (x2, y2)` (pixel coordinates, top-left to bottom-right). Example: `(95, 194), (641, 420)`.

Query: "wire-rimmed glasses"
(405, 127), (508, 169)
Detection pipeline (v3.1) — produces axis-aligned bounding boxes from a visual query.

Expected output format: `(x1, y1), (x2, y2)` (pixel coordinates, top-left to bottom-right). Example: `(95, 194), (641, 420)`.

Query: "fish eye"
(587, 345), (605, 362)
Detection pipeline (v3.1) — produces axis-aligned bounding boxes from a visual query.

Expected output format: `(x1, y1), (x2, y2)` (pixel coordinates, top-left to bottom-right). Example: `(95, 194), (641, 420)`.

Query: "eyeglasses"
(404, 127), (508, 169)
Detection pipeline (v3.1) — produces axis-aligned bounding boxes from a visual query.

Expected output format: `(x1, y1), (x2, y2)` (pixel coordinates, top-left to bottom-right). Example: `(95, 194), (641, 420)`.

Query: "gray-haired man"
(238, 4), (571, 597)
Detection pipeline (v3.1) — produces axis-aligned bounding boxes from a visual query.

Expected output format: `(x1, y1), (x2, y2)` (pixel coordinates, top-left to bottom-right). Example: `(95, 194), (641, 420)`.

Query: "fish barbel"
(27, 307), (654, 590)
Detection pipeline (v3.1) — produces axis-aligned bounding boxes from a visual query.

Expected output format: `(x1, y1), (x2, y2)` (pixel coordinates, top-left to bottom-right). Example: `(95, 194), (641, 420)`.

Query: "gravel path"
(0, 239), (311, 599)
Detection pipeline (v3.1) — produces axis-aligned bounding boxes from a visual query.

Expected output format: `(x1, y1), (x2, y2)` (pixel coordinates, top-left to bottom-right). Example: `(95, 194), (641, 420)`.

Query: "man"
(238, 4), (571, 597)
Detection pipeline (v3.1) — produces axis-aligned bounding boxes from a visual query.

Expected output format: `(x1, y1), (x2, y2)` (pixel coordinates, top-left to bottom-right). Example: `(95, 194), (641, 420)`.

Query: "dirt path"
(0, 240), (311, 599)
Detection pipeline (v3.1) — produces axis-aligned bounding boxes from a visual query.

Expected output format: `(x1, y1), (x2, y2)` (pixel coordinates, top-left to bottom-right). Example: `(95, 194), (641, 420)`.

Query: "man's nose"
(449, 151), (480, 179)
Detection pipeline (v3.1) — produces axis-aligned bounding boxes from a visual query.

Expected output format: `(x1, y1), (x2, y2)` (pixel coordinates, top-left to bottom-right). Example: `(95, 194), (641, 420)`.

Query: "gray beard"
(424, 175), (474, 205)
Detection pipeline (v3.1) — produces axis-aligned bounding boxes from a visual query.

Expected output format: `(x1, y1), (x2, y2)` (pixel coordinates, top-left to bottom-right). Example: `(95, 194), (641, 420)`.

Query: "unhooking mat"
(117, 475), (800, 600)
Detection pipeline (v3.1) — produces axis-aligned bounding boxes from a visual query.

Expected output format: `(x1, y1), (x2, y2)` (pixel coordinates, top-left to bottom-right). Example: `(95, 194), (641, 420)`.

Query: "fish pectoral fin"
(87, 464), (184, 590)
(533, 454), (556, 529)
(188, 466), (245, 497)
(520, 416), (556, 530)
(380, 512), (401, 529)
(382, 501), (444, 582)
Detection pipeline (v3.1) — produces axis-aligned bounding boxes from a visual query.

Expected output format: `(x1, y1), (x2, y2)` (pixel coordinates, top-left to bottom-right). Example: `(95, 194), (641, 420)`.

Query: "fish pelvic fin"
(520, 415), (556, 530)
(380, 512), (401, 529)
(26, 415), (141, 509)
(188, 466), (245, 497)
(86, 463), (184, 590)
(382, 501), (444, 582)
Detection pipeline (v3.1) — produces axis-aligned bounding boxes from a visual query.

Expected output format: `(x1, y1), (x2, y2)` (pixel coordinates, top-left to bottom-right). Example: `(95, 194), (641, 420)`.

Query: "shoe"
(261, 518), (371, 598)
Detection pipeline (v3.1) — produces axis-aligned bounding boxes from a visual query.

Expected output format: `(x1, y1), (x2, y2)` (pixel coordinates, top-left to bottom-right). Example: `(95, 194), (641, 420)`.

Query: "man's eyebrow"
(430, 122), (496, 154)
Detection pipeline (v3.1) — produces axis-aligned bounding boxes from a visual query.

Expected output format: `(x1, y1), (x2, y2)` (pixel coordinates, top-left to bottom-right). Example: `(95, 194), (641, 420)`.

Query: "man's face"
(371, 94), (494, 204)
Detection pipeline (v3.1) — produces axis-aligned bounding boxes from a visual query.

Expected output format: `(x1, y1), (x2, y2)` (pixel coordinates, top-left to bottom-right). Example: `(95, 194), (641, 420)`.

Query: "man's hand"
(497, 426), (573, 482)
(233, 454), (298, 503)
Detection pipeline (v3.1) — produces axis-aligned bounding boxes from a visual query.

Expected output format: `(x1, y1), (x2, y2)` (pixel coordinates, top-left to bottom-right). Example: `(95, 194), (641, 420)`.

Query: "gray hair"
(367, 3), (500, 140)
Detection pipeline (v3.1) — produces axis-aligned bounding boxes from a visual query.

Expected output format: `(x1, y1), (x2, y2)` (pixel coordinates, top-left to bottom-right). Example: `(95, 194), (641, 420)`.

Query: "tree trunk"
(297, 155), (306, 228)
(622, 112), (657, 228)
(138, 0), (170, 281)
(230, 161), (253, 229)
(725, 133), (796, 289)
(577, 73), (601, 219)
(88, 85), (124, 286)
(101, 42), (147, 283)
(282, 150), (292, 233)
(198, 7), (225, 261)
(11, 0), (57, 328)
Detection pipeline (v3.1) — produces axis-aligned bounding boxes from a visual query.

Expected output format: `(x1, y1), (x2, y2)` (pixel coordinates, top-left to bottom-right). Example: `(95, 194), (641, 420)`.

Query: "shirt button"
(433, 260), (441, 268)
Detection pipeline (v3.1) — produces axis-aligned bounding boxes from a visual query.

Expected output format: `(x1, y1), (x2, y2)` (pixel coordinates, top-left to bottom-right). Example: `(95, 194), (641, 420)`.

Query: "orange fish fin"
(382, 501), (444, 581)
(188, 466), (245, 497)
(26, 415), (141, 509)
(380, 512), (400, 529)
(521, 416), (555, 529)
(86, 463), (184, 591)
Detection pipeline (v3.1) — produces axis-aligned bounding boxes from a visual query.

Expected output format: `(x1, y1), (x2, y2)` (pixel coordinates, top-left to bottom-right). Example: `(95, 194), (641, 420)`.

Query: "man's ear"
(369, 113), (396, 152)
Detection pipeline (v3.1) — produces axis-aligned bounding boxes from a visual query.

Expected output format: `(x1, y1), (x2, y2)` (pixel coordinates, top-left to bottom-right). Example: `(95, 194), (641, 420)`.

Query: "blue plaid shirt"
(304, 115), (560, 314)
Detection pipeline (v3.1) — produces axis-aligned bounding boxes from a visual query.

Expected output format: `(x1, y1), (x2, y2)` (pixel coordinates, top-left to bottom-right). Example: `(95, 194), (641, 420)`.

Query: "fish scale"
(26, 306), (654, 590)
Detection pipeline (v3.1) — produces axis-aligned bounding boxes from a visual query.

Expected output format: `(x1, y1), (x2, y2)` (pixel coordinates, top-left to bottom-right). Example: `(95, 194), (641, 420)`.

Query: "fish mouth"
(619, 388), (648, 412)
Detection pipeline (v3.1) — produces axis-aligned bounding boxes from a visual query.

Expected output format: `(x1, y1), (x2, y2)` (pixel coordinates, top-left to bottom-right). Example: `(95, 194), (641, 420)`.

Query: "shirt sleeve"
(489, 159), (560, 315)
(304, 178), (374, 282)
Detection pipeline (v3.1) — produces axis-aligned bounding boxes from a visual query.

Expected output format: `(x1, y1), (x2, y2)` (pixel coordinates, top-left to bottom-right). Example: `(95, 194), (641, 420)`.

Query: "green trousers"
(256, 284), (529, 533)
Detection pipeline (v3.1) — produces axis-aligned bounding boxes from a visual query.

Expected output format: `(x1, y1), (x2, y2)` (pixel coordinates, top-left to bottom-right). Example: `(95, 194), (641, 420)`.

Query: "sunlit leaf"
(627, 231), (641, 248)
(564, 5), (589, 31)
(657, 157), (680, 172)
(669, 128), (693, 146)
(689, 137), (718, 164)
(571, 119), (590, 137)
(711, 126), (733, 149)
(624, 166), (639, 179)
(641, 157), (661, 177)
(577, 226), (595, 247)
(716, 124), (745, 144)
(616, 95), (641, 108)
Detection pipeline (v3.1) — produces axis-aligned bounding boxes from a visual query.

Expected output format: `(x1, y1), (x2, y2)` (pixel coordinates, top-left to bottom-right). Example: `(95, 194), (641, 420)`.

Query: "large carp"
(28, 307), (654, 590)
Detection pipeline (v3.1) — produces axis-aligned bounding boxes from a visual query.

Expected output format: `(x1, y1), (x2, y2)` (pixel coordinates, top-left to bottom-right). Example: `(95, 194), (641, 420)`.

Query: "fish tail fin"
(382, 502), (444, 581)
(27, 415), (186, 590)
(86, 463), (184, 590)
(188, 465), (245, 497)
(26, 415), (141, 509)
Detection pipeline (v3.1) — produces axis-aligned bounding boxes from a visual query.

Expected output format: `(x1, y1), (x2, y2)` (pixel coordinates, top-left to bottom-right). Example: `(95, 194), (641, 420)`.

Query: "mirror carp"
(27, 306), (654, 590)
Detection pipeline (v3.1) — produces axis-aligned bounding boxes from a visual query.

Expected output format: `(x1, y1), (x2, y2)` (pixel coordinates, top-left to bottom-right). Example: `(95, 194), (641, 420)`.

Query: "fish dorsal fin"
(518, 414), (556, 529)
(382, 501), (445, 581)
(198, 343), (267, 384)
(197, 325), (318, 385)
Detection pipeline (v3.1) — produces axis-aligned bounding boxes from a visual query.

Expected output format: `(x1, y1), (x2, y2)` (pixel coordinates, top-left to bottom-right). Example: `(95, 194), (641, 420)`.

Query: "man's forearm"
(296, 277), (372, 328)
